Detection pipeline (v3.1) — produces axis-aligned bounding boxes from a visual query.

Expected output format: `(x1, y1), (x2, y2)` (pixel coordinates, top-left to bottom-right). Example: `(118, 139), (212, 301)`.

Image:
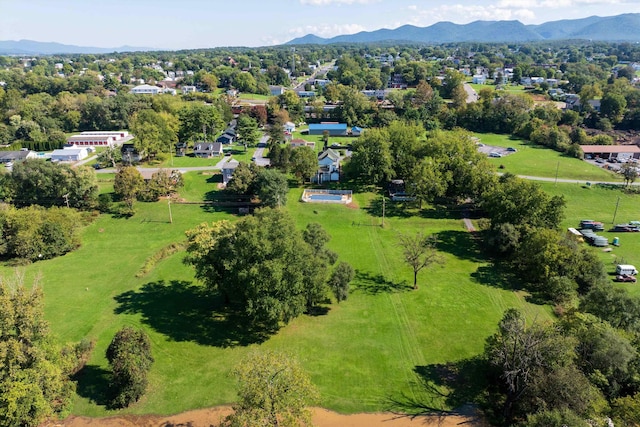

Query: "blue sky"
(2, 0), (640, 49)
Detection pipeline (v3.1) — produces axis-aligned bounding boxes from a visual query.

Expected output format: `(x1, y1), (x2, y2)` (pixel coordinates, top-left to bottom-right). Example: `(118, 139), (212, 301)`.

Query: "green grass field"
(8, 171), (553, 417)
(290, 130), (355, 153)
(475, 133), (622, 182)
(540, 182), (640, 296)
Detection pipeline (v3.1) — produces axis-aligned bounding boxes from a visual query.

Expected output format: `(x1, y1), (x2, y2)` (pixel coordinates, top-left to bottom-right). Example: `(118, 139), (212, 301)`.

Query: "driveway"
(252, 134), (270, 167)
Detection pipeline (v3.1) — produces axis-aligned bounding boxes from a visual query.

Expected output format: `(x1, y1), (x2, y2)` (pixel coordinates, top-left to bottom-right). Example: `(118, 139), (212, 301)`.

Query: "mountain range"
(0, 40), (157, 55)
(286, 13), (640, 45)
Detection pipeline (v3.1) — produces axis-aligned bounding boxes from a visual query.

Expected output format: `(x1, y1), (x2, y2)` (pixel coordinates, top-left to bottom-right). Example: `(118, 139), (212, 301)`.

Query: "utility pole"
(382, 195), (385, 227)
(63, 193), (70, 208)
(554, 161), (559, 185)
(612, 196), (621, 225)
(168, 198), (173, 224)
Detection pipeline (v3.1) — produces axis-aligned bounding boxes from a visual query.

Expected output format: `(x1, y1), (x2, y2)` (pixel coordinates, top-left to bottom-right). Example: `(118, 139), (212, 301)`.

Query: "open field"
(475, 133), (622, 182)
(539, 182), (640, 295)
(6, 171), (552, 418)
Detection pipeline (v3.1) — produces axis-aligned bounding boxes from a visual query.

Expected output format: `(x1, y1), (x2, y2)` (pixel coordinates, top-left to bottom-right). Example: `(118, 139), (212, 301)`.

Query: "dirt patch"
(55, 407), (485, 427)
(346, 201), (359, 209)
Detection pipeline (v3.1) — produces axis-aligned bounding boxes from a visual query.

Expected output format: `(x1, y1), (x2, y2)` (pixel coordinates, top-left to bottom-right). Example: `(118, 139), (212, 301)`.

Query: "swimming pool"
(301, 189), (353, 204)
(309, 194), (343, 201)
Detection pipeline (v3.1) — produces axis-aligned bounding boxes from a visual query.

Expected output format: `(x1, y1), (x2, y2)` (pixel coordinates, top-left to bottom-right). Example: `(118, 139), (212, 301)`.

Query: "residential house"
(588, 99), (601, 113)
(216, 134), (234, 145)
(130, 84), (161, 95)
(270, 85), (285, 96)
(193, 142), (223, 158)
(51, 147), (88, 162)
(472, 75), (486, 84)
(313, 148), (341, 184)
(290, 138), (315, 149)
(0, 150), (37, 164)
(182, 85), (197, 94)
(314, 79), (331, 87)
(297, 91), (316, 97)
(284, 122), (296, 133)
(308, 123), (348, 136)
(121, 143), (144, 163)
(222, 159), (240, 185)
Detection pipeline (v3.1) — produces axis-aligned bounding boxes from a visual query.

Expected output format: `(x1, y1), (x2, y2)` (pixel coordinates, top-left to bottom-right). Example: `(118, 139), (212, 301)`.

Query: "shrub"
(106, 327), (154, 408)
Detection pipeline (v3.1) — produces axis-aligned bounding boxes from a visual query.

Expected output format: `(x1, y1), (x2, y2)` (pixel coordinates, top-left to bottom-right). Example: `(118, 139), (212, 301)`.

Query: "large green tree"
(289, 146), (317, 183)
(0, 273), (75, 426)
(184, 209), (348, 331)
(7, 160), (98, 209)
(130, 109), (178, 160)
(106, 327), (154, 408)
(114, 166), (145, 210)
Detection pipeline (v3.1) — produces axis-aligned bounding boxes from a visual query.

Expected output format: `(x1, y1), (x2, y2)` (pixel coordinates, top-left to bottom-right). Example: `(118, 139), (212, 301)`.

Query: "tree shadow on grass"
(364, 197), (414, 219)
(471, 264), (520, 292)
(386, 357), (488, 422)
(114, 280), (269, 347)
(436, 230), (484, 263)
(72, 364), (111, 407)
(352, 270), (413, 295)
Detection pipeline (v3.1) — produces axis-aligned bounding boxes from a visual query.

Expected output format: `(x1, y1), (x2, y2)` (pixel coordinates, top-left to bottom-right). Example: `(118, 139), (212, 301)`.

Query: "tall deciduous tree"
(223, 350), (318, 427)
(185, 209), (340, 331)
(236, 114), (261, 148)
(289, 146), (317, 183)
(256, 169), (288, 208)
(345, 127), (393, 185)
(0, 273), (75, 426)
(114, 166), (144, 210)
(397, 232), (444, 289)
(130, 109), (177, 160)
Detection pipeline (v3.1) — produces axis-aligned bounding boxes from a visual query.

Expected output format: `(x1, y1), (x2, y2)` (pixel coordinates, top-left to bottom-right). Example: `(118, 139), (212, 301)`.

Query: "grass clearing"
(475, 133), (621, 181)
(539, 182), (640, 295)
(11, 177), (552, 417)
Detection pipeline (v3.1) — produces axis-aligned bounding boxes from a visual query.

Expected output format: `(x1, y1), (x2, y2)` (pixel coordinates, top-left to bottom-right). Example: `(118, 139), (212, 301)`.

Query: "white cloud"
(498, 0), (624, 7)
(287, 23), (368, 38)
(400, 4), (536, 27)
(300, 0), (378, 4)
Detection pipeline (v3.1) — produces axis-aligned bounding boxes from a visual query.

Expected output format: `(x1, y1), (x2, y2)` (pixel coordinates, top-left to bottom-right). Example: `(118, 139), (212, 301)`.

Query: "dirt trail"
(55, 407), (485, 427)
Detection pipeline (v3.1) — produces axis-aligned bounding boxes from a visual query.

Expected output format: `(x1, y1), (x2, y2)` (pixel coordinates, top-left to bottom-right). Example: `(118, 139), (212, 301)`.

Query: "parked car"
(615, 274), (637, 283)
(596, 158), (606, 164)
(489, 152), (502, 158)
(506, 147), (517, 152)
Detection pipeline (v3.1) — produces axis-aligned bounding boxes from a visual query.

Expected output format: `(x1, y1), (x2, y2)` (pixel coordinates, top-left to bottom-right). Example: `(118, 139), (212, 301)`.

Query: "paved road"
(463, 83), (478, 103)
(253, 134), (270, 166)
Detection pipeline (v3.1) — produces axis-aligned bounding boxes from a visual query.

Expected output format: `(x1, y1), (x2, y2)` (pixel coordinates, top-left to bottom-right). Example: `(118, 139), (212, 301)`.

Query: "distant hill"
(286, 13), (640, 45)
(0, 40), (158, 55)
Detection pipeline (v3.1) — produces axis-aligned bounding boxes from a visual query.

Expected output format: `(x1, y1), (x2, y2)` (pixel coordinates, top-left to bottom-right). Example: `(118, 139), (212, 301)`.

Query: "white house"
(269, 85), (285, 96)
(0, 150), (37, 164)
(182, 85), (197, 94)
(193, 142), (224, 158)
(284, 122), (296, 133)
(130, 84), (161, 95)
(313, 148), (341, 184)
(222, 159), (240, 185)
(472, 75), (486, 84)
(51, 147), (88, 162)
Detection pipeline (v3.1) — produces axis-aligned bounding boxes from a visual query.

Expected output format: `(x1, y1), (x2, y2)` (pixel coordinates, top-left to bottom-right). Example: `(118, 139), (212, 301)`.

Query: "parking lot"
(476, 143), (517, 158)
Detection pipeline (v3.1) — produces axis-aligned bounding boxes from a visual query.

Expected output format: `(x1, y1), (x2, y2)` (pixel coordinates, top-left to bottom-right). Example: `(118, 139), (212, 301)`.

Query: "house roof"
(216, 134), (233, 142)
(580, 145), (640, 154)
(309, 123), (347, 131)
(51, 148), (86, 156)
(318, 148), (340, 161)
(222, 159), (239, 170)
(351, 126), (363, 132)
(0, 151), (32, 161)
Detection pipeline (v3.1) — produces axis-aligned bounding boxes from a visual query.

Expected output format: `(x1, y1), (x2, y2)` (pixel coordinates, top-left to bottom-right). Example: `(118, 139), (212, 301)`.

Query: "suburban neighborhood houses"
(7, 23), (640, 427)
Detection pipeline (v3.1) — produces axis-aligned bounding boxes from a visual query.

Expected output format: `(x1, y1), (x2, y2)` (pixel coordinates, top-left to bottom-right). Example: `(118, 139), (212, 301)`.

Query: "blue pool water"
(309, 194), (343, 201)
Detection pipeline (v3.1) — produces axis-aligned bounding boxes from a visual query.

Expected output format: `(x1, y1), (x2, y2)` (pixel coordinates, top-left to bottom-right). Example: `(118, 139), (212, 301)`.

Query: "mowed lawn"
(475, 133), (621, 182)
(540, 182), (640, 296)
(8, 173), (552, 417)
